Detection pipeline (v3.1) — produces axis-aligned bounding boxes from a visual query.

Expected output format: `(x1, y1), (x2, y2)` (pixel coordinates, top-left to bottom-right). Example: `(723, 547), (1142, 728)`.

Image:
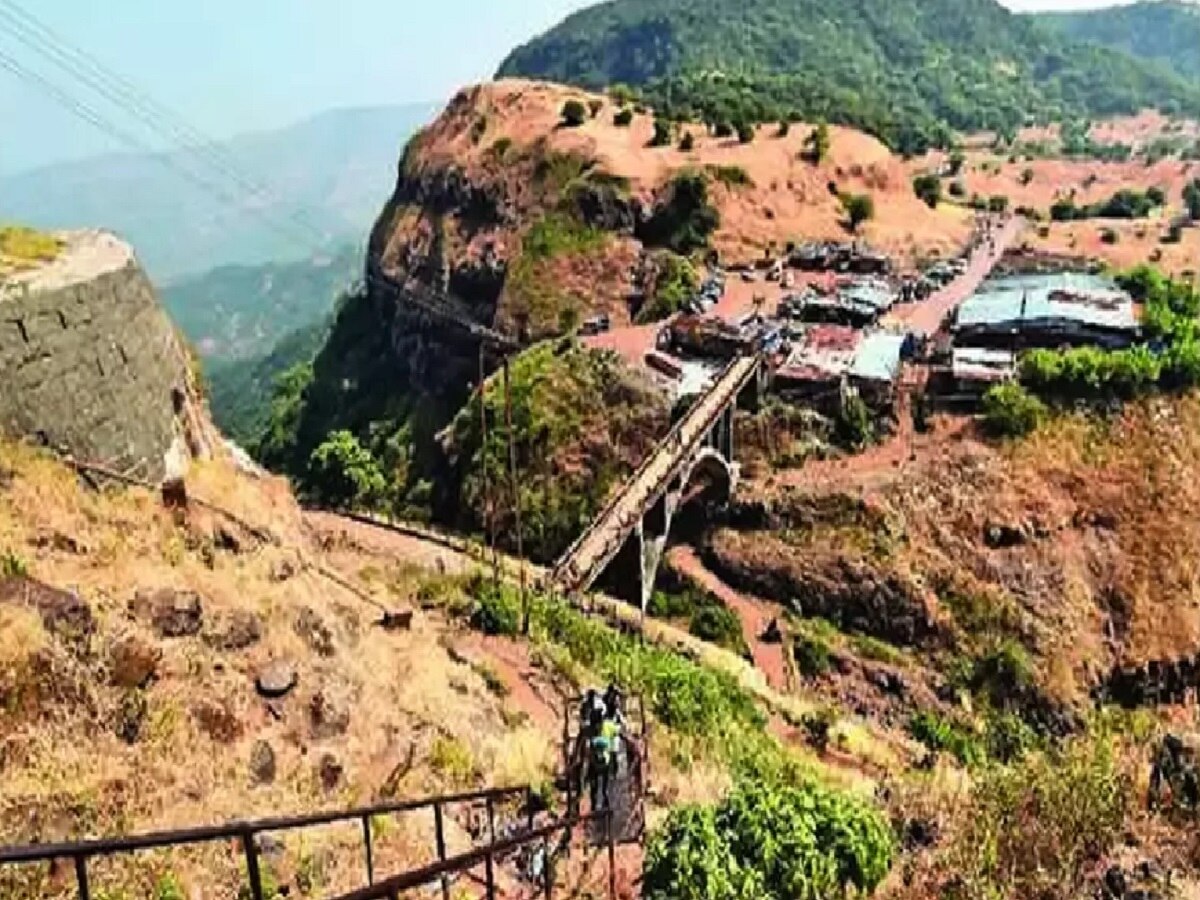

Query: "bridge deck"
(551, 354), (761, 595)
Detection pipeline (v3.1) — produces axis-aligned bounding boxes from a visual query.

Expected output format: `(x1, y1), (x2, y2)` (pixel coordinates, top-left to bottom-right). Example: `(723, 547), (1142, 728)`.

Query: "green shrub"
(839, 193), (874, 232)
(981, 383), (1046, 438)
(948, 179), (966, 198)
(1, 550), (28, 579)
(706, 165), (754, 188)
(833, 390), (874, 450)
(636, 252), (699, 324)
(1100, 227), (1118, 245)
(588, 99), (603, 118)
(801, 707), (838, 752)
(949, 735), (1130, 900)
(613, 107), (634, 127)
(735, 120), (755, 144)
(679, 131), (696, 152)
(470, 583), (521, 637)
(154, 874), (186, 900)
(638, 171), (720, 254)
(689, 604), (746, 653)
(988, 195), (1010, 213)
(776, 120), (790, 138)
(804, 121), (830, 163)
(306, 430), (387, 510)
(913, 173), (942, 208)
(908, 710), (983, 766)
(560, 99), (587, 127)
(646, 781), (892, 900)
(648, 588), (703, 619)
(650, 117), (674, 147)
(794, 634), (832, 678)
(429, 735), (477, 786)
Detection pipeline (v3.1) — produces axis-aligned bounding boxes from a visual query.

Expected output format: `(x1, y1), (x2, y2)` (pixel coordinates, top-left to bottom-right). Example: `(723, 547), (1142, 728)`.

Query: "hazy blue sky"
(0, 0), (1150, 175)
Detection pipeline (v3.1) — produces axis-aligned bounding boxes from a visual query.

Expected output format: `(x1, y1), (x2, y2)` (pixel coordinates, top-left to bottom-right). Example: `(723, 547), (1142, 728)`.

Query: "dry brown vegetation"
(0, 441), (557, 898)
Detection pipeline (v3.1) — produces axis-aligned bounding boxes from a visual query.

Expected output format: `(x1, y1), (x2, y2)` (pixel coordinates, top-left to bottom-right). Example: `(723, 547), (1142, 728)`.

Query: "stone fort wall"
(0, 231), (190, 480)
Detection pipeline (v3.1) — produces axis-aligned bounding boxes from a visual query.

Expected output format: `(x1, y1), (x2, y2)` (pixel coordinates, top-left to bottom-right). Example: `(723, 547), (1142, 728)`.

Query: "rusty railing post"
(485, 795), (496, 845)
(433, 801), (450, 900)
(241, 830), (264, 900)
(607, 809), (617, 900)
(543, 835), (553, 900)
(361, 815), (375, 884)
(526, 786), (536, 832)
(74, 855), (90, 900)
(485, 846), (496, 899)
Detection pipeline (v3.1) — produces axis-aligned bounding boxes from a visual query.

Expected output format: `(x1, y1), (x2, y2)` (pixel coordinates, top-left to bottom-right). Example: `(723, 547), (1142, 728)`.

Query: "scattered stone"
(192, 698), (243, 743)
(249, 740), (276, 784)
(317, 753), (344, 791)
(108, 632), (161, 688)
(309, 684), (352, 739)
(293, 607), (334, 657)
(759, 618), (783, 644)
(983, 520), (1028, 549)
(29, 530), (89, 555)
(135, 588), (204, 638)
(378, 610), (413, 632)
(256, 660), (298, 699)
(203, 609), (263, 652)
(269, 558), (298, 583)
(115, 690), (148, 744)
(212, 522), (247, 554)
(1, 576), (95, 651)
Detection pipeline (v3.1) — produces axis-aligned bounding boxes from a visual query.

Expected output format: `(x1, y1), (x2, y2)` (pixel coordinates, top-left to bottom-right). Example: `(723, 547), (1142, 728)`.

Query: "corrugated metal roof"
(956, 273), (1137, 332)
(951, 347), (1015, 382)
(850, 333), (905, 383)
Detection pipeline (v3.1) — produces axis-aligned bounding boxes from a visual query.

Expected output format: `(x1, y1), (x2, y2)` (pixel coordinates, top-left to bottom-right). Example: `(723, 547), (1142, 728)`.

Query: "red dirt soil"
(407, 79), (974, 268)
(666, 545), (789, 692)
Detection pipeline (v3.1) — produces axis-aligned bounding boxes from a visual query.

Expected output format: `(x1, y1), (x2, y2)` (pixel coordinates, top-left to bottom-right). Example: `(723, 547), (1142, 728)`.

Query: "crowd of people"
(572, 684), (636, 814)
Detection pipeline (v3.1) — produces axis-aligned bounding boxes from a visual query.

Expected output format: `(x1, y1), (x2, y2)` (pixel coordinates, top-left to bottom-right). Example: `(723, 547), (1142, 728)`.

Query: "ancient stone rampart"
(0, 231), (190, 479)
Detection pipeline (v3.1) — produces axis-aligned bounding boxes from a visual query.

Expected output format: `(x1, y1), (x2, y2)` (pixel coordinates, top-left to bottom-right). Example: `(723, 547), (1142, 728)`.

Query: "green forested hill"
(497, 0), (1200, 152)
(1036, 1), (1200, 82)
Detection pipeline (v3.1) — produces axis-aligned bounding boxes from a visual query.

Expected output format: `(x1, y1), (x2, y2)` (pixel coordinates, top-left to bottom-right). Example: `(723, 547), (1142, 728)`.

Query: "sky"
(0, 0), (1154, 176)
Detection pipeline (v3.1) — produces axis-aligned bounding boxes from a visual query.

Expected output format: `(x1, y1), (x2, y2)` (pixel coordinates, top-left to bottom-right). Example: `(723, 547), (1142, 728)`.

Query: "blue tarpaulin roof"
(956, 273), (1138, 333)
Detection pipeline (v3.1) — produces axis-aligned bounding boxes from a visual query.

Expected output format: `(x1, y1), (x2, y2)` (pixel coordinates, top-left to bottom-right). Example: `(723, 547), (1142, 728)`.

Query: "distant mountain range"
(1035, 1), (1200, 83)
(160, 243), (360, 363)
(498, 0), (1200, 152)
(0, 103), (436, 282)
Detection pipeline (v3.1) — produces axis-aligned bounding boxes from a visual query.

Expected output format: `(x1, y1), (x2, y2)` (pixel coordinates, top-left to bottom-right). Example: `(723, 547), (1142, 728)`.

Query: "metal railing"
(0, 785), (531, 900)
(328, 808), (618, 900)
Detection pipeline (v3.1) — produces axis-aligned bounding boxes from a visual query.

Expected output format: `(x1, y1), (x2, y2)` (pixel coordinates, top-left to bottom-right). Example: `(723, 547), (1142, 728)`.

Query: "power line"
(0, 0), (337, 246)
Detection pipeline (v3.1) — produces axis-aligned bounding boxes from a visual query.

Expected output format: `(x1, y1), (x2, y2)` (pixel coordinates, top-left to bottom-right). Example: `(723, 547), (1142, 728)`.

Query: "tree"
(982, 383), (1046, 438)
(607, 83), (637, 106)
(988, 195), (1010, 214)
(776, 120), (791, 138)
(735, 120), (755, 144)
(560, 99), (587, 128)
(1019, 167), (1035, 186)
(805, 121), (831, 164)
(840, 192), (875, 232)
(679, 131), (696, 152)
(948, 150), (966, 176)
(307, 430), (387, 510)
(912, 173), (942, 209)
(588, 98), (604, 119)
(1183, 179), (1200, 221)
(1147, 185), (1167, 207)
(650, 117), (673, 147)
(613, 107), (634, 127)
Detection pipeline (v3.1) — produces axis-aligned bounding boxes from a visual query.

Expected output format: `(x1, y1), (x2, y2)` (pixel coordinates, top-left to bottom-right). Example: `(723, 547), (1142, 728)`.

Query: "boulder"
(135, 588), (203, 638)
(256, 660), (298, 699)
(249, 740), (276, 784)
(309, 686), (352, 740)
(108, 632), (162, 688)
(1, 576), (95, 651)
(192, 698), (243, 743)
(115, 690), (148, 744)
(294, 607), (334, 657)
(317, 753), (344, 791)
(203, 609), (263, 652)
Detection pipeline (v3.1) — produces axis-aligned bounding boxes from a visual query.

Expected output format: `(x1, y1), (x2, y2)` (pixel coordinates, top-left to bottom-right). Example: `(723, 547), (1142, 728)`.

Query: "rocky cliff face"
(0, 231), (206, 479)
